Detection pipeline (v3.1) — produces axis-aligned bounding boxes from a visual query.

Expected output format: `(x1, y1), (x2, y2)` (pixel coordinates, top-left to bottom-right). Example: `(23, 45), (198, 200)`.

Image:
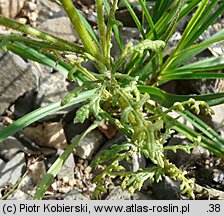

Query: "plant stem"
(0, 16), (83, 53)
(60, 0), (101, 60)
(96, 0), (107, 60)
(106, 0), (119, 66)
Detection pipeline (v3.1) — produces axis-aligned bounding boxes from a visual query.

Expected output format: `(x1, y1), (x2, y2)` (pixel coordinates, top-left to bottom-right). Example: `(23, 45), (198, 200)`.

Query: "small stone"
(191, 146), (210, 160)
(213, 169), (224, 184)
(75, 180), (83, 188)
(29, 11), (38, 22)
(62, 176), (70, 184)
(84, 166), (92, 174)
(17, 17), (28, 24)
(51, 182), (57, 191)
(84, 160), (88, 167)
(77, 158), (84, 164)
(68, 179), (77, 187)
(28, 2), (37, 11)
(58, 186), (72, 194)
(75, 172), (82, 180)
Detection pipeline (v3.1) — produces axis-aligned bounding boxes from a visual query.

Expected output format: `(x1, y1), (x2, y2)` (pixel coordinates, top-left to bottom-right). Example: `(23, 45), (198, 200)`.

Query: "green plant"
(0, 0), (224, 199)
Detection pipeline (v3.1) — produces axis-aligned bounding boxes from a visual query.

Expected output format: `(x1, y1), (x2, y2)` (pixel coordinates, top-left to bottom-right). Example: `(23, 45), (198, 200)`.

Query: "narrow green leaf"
(153, 0), (173, 23)
(138, 0), (157, 39)
(0, 89), (97, 143)
(187, 1), (224, 47)
(159, 72), (224, 82)
(138, 85), (224, 108)
(167, 115), (224, 157)
(176, 0), (210, 50)
(178, 110), (224, 145)
(163, 28), (224, 70)
(9, 42), (70, 75)
(123, 0), (146, 38)
(164, 56), (224, 73)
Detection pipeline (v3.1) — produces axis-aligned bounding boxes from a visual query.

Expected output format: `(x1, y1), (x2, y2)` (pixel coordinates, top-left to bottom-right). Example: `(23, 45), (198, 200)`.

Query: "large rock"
(151, 176), (180, 200)
(36, 71), (68, 107)
(106, 186), (154, 200)
(18, 160), (46, 194)
(57, 149), (75, 181)
(7, 189), (32, 200)
(0, 152), (26, 188)
(209, 104), (224, 137)
(0, 51), (38, 114)
(75, 129), (106, 159)
(38, 16), (78, 42)
(0, 0), (26, 18)
(22, 122), (68, 149)
(0, 136), (41, 161)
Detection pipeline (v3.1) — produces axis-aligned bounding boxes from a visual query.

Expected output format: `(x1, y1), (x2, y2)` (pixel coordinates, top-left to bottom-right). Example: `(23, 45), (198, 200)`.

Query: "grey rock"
(10, 91), (37, 118)
(0, 122), (5, 130)
(37, 0), (61, 14)
(0, 158), (5, 171)
(0, 51), (38, 114)
(95, 132), (128, 153)
(213, 169), (224, 185)
(131, 151), (146, 172)
(0, 152), (26, 187)
(76, 129), (106, 159)
(7, 189), (32, 200)
(0, 136), (41, 161)
(106, 186), (153, 200)
(87, 11), (97, 25)
(209, 104), (224, 137)
(106, 187), (132, 200)
(115, 7), (142, 27)
(151, 176), (180, 200)
(39, 16), (78, 42)
(64, 189), (89, 200)
(64, 120), (92, 144)
(18, 160), (46, 193)
(36, 71), (68, 107)
(131, 191), (155, 200)
(57, 149), (75, 181)
(191, 146), (210, 161)
(0, 0), (26, 18)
